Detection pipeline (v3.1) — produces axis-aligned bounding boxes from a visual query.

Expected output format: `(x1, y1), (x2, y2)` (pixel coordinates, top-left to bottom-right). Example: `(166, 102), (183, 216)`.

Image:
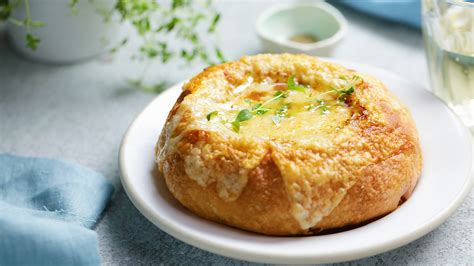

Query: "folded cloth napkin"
(0, 154), (114, 265)
(335, 0), (421, 28)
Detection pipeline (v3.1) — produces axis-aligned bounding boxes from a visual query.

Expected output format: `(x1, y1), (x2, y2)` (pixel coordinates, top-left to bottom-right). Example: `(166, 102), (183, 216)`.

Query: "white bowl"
(256, 3), (347, 56)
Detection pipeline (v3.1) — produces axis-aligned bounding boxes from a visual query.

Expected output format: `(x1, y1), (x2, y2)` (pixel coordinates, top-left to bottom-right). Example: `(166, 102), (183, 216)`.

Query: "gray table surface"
(0, 1), (472, 265)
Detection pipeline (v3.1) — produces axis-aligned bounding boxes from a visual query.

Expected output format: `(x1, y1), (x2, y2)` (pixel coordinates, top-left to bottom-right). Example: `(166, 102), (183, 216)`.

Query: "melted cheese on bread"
(156, 54), (422, 233)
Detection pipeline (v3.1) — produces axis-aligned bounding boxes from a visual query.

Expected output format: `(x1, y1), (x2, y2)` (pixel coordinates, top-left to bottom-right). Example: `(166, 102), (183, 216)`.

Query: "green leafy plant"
(0, 0), (44, 50)
(0, 0), (224, 92)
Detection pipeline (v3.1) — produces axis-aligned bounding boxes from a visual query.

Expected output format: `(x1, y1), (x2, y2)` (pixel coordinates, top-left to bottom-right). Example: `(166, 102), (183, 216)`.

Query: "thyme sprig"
(230, 90), (289, 132)
(316, 74), (359, 103)
(307, 100), (329, 114)
(1, 0), (45, 50)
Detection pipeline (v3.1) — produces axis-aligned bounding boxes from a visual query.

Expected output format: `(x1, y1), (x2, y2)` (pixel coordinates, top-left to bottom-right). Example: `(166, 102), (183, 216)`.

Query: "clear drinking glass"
(422, 0), (473, 134)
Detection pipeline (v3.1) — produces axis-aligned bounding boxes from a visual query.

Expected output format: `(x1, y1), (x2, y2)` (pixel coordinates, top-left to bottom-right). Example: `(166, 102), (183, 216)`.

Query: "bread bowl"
(156, 54), (422, 235)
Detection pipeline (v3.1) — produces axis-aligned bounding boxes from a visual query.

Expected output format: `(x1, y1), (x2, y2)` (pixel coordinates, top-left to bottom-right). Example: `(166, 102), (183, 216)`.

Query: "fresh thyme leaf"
(352, 75), (362, 82)
(316, 99), (325, 106)
(273, 90), (289, 99)
(215, 48), (226, 63)
(231, 121), (240, 133)
(206, 111), (218, 121)
(338, 94), (349, 103)
(25, 33), (40, 51)
(276, 103), (289, 117)
(133, 18), (151, 35)
(321, 105), (329, 114)
(308, 100), (329, 114)
(294, 85), (307, 92)
(340, 86), (354, 94)
(208, 13), (220, 32)
(287, 75), (296, 88)
(69, 0), (79, 9)
(272, 115), (282, 125)
(252, 103), (261, 109)
(235, 109), (253, 122)
(110, 38), (128, 54)
(172, 0), (186, 10)
(165, 17), (180, 32)
(255, 109), (269, 115)
(332, 86), (354, 95)
(181, 49), (197, 62)
(252, 103), (269, 115)
(287, 75), (307, 92)
(317, 100), (329, 114)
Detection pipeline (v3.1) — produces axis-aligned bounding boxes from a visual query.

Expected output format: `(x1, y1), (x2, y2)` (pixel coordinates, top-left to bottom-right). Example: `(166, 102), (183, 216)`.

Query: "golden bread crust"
(156, 54), (422, 235)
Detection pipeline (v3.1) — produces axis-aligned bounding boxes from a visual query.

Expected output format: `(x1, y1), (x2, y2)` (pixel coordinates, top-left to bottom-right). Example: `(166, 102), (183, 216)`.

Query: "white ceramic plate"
(119, 60), (472, 264)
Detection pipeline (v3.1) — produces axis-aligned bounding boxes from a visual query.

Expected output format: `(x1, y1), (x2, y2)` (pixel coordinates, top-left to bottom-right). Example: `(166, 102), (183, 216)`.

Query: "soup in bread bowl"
(156, 54), (422, 235)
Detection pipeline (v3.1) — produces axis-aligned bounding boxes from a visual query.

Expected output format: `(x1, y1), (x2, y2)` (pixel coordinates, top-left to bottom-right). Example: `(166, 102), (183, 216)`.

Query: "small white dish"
(256, 3), (347, 56)
(119, 59), (472, 264)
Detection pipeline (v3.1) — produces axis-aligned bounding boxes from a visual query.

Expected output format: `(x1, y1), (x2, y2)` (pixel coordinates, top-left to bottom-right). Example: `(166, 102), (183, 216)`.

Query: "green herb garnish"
(231, 121), (241, 132)
(271, 103), (290, 124)
(308, 100), (330, 114)
(287, 75), (307, 92)
(276, 103), (289, 117)
(320, 103), (329, 114)
(230, 90), (288, 132)
(317, 81), (355, 104)
(352, 74), (363, 83)
(252, 103), (270, 115)
(26, 33), (40, 51)
(333, 86), (354, 95)
(235, 109), (253, 122)
(272, 90), (289, 100)
(332, 86), (354, 103)
(208, 13), (221, 33)
(206, 111), (218, 121)
(231, 109), (253, 132)
(224, 73), (360, 133)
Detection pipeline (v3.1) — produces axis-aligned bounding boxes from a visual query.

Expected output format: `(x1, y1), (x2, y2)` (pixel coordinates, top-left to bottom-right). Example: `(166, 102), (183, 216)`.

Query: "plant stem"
(24, 0), (31, 32)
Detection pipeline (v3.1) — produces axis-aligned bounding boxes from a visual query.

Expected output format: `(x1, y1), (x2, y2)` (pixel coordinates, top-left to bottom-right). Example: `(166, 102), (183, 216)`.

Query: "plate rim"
(119, 61), (473, 264)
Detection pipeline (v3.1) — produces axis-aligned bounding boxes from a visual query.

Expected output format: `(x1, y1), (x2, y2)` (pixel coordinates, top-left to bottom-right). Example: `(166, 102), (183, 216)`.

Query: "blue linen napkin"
(0, 154), (114, 265)
(335, 0), (421, 28)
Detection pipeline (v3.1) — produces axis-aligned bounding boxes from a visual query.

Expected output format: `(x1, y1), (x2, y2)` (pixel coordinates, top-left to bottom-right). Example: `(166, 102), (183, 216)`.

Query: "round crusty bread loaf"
(156, 54), (422, 235)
